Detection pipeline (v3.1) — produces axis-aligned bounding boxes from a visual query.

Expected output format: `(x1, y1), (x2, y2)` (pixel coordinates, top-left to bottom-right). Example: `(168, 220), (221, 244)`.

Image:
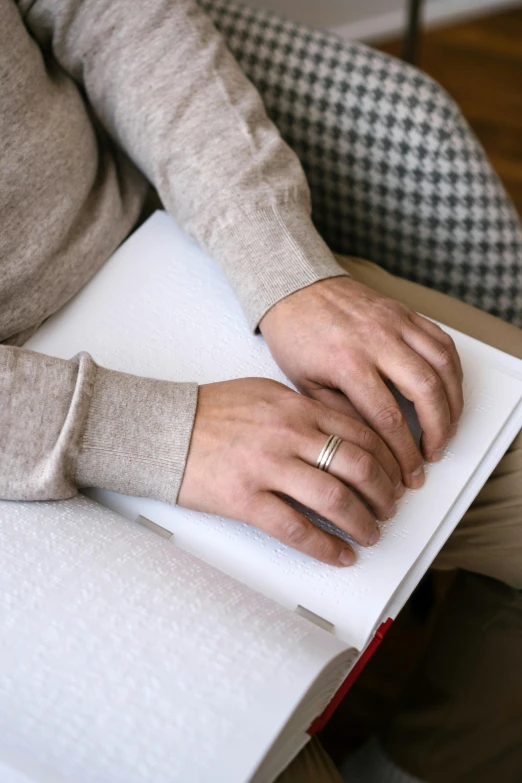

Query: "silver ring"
(316, 434), (342, 473)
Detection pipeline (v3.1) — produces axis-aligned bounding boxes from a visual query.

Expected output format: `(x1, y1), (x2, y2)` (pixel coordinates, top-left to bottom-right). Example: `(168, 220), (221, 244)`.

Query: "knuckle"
(281, 518), (310, 547)
(246, 491), (269, 519)
(276, 393), (310, 421)
(274, 413), (302, 443)
(393, 303), (411, 320)
(376, 325), (399, 347)
(390, 299), (406, 313)
(291, 394), (317, 422)
(439, 331), (456, 350)
(358, 426), (378, 453)
(354, 452), (379, 483)
(390, 310), (409, 331)
(321, 482), (349, 516)
(418, 371), (443, 397)
(297, 392), (316, 411)
(436, 348), (455, 371)
(346, 353), (370, 376)
(374, 405), (405, 433)
(255, 447), (283, 477)
(340, 360), (366, 387)
(368, 321), (388, 338)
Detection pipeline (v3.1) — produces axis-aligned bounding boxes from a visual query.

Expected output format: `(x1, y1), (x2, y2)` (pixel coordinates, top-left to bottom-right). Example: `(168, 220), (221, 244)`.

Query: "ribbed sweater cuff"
(75, 366), (198, 504)
(211, 203), (350, 331)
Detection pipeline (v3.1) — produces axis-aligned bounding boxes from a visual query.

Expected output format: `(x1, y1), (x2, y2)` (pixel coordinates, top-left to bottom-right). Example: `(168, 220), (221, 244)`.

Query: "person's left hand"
(259, 277), (464, 490)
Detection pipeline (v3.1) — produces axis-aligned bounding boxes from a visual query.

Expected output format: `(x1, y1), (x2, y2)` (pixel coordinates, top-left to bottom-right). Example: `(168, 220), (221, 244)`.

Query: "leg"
(339, 252), (522, 783)
(382, 571), (522, 783)
(199, 0), (522, 326)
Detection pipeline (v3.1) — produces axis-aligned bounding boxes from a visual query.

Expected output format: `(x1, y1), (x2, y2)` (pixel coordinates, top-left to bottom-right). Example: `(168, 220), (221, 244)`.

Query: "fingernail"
(449, 423), (458, 437)
(409, 465), (425, 488)
(395, 480), (405, 498)
(368, 526), (380, 546)
(339, 547), (355, 566)
(383, 503), (397, 521)
(430, 448), (444, 463)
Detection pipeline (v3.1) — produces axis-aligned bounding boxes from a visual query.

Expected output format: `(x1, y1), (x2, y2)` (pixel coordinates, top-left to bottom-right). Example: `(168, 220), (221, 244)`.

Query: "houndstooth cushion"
(199, 0), (522, 326)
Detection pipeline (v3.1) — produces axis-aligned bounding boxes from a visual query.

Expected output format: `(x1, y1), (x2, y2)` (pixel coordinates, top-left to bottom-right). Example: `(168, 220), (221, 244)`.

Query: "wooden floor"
(319, 6), (522, 766)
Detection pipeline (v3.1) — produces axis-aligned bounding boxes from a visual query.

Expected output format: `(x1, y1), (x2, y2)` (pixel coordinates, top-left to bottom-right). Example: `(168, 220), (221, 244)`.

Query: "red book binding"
(308, 617), (393, 735)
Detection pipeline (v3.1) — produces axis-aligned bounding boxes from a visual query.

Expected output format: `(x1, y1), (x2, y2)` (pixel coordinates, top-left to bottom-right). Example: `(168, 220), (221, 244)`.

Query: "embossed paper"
(26, 212), (522, 649)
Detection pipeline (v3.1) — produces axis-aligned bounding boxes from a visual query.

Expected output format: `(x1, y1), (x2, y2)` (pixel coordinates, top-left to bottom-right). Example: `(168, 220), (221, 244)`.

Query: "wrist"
(207, 201), (348, 332)
(75, 365), (198, 504)
(260, 276), (353, 340)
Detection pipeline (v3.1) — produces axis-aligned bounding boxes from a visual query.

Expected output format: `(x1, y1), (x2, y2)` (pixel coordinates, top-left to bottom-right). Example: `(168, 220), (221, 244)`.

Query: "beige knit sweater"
(0, 0), (347, 503)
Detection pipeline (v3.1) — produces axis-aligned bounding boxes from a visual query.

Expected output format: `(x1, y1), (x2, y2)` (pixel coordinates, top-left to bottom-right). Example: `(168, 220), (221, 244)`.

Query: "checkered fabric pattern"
(198, 0), (522, 326)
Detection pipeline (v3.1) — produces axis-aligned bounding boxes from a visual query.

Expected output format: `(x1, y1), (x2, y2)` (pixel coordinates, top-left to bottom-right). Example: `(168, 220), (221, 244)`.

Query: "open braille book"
(2, 212), (522, 783)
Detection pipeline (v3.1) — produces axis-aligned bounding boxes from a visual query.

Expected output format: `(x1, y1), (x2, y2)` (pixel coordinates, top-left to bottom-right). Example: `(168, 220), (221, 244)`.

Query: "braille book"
(2, 212), (521, 783)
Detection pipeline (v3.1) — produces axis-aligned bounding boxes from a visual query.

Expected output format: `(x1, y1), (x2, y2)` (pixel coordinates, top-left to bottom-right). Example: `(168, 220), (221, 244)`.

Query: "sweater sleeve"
(18, 0), (348, 331)
(0, 346), (198, 502)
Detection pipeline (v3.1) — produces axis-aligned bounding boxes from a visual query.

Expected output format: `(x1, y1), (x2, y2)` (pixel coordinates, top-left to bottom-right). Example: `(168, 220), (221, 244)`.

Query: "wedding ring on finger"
(316, 434), (343, 474)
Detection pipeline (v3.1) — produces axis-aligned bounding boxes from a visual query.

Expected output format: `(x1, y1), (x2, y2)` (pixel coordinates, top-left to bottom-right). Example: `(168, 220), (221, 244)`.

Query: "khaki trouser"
(277, 255), (522, 783)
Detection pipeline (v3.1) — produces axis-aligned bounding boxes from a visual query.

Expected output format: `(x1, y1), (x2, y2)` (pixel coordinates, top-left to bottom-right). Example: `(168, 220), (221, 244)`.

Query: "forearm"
(0, 346), (197, 502)
(19, 0), (347, 329)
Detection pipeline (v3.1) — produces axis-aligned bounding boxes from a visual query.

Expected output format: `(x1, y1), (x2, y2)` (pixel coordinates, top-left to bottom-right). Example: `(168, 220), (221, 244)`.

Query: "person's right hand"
(178, 378), (404, 567)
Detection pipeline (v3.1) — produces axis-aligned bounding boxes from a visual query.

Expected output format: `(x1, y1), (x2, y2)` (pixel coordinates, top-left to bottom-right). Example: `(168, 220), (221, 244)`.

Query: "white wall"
(243, 0), (522, 41)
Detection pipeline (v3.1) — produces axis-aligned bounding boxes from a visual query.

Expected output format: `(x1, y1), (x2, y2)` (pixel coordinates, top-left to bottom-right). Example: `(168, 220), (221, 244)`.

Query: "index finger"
(251, 492), (356, 567)
(411, 314), (464, 382)
(408, 314), (464, 430)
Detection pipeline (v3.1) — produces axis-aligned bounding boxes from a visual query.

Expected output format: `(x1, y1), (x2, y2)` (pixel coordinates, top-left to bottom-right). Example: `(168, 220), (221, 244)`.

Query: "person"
(0, 0), (520, 781)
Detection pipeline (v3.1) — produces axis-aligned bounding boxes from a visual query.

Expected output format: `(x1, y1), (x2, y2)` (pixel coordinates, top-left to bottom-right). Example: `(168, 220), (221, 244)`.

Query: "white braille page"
(0, 495), (349, 783)
(27, 211), (522, 650)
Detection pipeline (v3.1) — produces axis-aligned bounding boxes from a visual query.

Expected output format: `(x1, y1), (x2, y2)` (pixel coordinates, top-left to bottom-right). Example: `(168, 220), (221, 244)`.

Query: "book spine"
(307, 617), (393, 735)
